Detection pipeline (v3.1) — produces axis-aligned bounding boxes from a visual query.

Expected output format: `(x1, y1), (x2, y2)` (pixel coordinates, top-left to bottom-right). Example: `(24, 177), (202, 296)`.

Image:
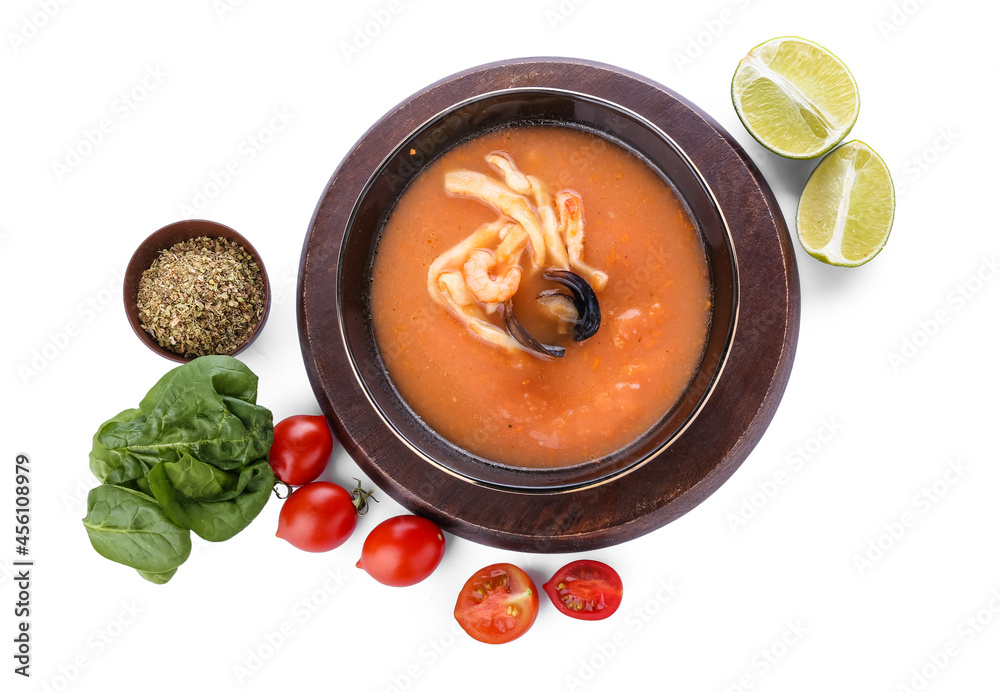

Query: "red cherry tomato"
(269, 415), (335, 486)
(277, 482), (359, 552)
(356, 515), (446, 586)
(543, 559), (623, 620)
(454, 563), (539, 644)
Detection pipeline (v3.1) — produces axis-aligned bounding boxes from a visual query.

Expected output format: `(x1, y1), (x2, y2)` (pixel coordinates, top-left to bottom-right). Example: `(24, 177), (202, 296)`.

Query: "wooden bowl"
(339, 90), (736, 491)
(124, 219), (270, 363)
(299, 58), (799, 551)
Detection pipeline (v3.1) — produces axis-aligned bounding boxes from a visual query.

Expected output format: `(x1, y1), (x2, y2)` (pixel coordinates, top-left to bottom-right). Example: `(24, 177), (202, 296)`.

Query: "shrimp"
(556, 190), (608, 292)
(444, 171), (547, 269)
(463, 249), (522, 304)
(531, 179), (569, 271)
(495, 223), (529, 265)
(486, 153), (532, 194)
(434, 270), (529, 354)
(467, 318), (526, 352)
(427, 154), (610, 357)
(435, 271), (476, 308)
(487, 153), (569, 270)
(427, 219), (507, 292)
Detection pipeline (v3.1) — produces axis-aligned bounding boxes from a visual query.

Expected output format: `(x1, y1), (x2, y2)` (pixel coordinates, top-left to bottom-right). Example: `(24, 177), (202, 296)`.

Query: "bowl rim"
(338, 86), (741, 491)
(123, 218), (271, 363)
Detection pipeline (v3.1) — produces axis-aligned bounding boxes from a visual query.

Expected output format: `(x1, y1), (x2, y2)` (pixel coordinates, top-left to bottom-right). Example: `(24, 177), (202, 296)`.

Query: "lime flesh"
(796, 140), (895, 267)
(732, 37), (860, 159)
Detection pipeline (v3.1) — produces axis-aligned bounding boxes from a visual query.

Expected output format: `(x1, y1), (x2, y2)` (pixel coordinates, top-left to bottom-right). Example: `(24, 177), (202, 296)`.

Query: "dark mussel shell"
(502, 269), (601, 358)
(503, 300), (566, 358)
(541, 269), (601, 341)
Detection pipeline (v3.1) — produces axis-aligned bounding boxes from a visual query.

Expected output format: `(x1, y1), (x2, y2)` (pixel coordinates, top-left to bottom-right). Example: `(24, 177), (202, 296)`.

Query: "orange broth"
(370, 125), (711, 468)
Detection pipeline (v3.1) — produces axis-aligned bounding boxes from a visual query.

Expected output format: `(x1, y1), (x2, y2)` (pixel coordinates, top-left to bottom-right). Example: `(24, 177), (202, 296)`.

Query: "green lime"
(732, 36), (860, 159)
(796, 140), (895, 267)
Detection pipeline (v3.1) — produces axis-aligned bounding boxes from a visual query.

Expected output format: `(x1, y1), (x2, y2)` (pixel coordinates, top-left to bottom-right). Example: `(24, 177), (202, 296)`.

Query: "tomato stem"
(272, 479), (292, 500)
(351, 478), (378, 516)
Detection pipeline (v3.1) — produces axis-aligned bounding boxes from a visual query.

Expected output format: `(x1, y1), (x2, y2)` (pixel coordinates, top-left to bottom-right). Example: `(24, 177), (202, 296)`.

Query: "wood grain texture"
(298, 58), (800, 552)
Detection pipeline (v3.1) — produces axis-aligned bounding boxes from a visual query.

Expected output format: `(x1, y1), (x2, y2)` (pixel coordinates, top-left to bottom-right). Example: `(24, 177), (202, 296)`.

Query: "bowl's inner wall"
(340, 90), (737, 490)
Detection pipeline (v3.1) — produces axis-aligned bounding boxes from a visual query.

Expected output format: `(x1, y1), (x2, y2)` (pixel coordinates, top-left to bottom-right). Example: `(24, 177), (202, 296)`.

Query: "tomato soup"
(370, 125), (711, 468)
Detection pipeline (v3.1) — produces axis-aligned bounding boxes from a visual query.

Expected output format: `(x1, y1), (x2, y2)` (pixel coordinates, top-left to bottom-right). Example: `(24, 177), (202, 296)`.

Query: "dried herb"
(137, 236), (266, 357)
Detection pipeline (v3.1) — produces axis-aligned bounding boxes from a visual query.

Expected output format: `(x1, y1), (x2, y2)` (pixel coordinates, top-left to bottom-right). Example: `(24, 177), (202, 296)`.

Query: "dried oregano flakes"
(137, 236), (266, 357)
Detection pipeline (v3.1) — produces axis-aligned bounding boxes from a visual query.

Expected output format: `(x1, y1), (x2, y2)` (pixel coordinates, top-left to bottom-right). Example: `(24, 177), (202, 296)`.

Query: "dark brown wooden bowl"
(342, 90), (737, 490)
(299, 58), (800, 551)
(124, 219), (271, 363)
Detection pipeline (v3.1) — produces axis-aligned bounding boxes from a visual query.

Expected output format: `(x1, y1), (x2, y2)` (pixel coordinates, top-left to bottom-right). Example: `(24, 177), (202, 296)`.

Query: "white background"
(2, 0), (998, 690)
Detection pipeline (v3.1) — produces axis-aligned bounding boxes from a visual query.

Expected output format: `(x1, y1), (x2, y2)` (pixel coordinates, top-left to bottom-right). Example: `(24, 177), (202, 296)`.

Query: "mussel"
(503, 301), (566, 359)
(503, 269), (601, 358)
(541, 269), (601, 341)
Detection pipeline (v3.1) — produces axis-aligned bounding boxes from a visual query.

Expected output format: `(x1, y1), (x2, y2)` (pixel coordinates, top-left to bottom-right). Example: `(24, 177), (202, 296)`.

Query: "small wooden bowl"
(124, 219), (271, 363)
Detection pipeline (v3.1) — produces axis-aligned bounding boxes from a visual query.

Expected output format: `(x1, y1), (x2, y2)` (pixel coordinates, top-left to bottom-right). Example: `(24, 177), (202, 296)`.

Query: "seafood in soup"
(370, 125), (711, 468)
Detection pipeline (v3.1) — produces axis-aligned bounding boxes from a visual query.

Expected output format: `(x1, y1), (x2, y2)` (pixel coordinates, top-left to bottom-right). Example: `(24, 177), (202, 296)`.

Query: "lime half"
(796, 141), (895, 267)
(732, 37), (860, 159)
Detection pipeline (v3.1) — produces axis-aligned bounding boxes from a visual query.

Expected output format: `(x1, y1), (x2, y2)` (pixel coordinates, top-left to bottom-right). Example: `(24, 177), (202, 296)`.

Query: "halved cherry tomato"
(269, 415), (335, 486)
(356, 515), (446, 586)
(543, 559), (623, 620)
(277, 481), (369, 552)
(454, 563), (539, 644)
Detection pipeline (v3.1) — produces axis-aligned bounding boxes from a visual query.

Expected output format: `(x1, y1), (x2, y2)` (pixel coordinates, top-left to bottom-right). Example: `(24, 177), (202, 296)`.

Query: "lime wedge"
(796, 141), (895, 267)
(732, 37), (860, 159)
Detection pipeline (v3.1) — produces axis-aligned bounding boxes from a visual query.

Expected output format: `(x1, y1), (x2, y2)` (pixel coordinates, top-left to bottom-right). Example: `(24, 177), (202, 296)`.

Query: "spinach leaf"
(148, 456), (274, 542)
(83, 485), (191, 575)
(83, 356), (274, 583)
(89, 408), (149, 485)
(89, 356), (273, 480)
(137, 568), (178, 585)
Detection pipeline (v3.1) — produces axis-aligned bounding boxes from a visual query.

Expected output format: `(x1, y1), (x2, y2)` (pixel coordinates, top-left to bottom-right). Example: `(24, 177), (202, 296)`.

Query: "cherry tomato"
(356, 515), (446, 586)
(454, 563), (539, 644)
(277, 482), (360, 552)
(269, 415), (335, 486)
(543, 559), (623, 620)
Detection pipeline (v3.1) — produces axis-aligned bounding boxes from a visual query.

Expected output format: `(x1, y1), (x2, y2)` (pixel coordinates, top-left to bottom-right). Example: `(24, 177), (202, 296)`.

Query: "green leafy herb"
(83, 356), (274, 583)
(83, 485), (192, 574)
(147, 456), (273, 542)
